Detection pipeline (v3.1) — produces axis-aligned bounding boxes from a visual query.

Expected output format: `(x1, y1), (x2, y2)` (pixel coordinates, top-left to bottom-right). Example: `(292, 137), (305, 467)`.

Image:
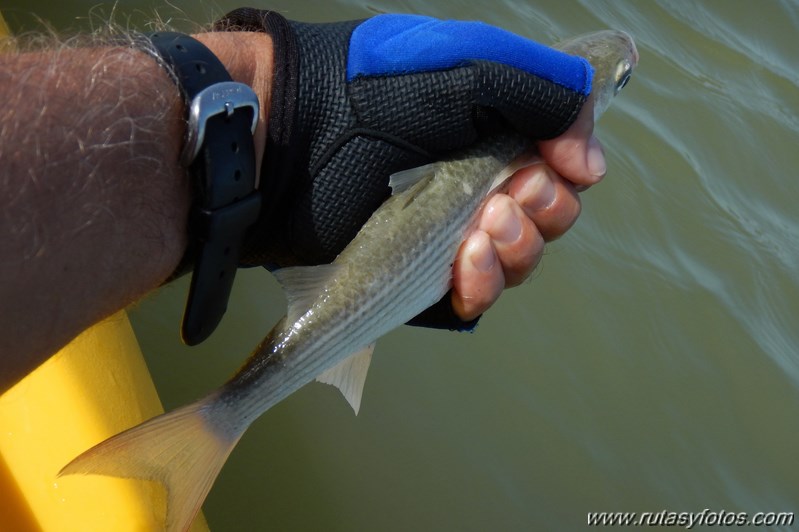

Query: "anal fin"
(316, 344), (375, 415)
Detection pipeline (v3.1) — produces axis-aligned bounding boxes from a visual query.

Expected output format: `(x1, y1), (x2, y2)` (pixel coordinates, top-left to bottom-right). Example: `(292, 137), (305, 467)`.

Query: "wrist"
(191, 31), (274, 178)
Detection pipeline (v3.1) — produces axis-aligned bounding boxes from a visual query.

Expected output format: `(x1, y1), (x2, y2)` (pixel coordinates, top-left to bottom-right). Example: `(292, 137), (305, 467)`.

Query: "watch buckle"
(182, 81), (260, 166)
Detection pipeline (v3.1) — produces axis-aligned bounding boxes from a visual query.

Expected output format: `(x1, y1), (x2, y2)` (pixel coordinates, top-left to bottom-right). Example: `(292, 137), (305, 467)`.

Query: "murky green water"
(6, 0), (799, 529)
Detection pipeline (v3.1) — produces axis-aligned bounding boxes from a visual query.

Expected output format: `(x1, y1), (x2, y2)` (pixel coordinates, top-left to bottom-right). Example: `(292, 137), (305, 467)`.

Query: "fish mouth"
(620, 30), (640, 67)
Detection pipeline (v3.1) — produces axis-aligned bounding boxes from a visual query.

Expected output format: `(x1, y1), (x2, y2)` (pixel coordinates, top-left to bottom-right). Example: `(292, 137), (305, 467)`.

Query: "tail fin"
(59, 395), (243, 532)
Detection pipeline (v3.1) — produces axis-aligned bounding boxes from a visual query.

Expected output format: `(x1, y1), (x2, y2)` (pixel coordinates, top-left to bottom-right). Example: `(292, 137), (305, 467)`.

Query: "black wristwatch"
(145, 32), (261, 345)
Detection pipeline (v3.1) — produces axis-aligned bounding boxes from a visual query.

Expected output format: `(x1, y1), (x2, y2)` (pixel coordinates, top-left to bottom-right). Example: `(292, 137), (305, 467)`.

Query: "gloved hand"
(214, 9), (593, 328)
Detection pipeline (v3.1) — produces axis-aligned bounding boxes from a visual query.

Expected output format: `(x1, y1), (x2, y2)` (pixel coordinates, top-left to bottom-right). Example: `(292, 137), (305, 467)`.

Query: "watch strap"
(147, 32), (261, 345)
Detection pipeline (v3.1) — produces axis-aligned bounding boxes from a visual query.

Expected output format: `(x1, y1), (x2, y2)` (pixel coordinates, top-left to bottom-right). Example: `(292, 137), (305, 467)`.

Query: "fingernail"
(467, 232), (496, 273)
(491, 201), (522, 244)
(522, 168), (557, 212)
(587, 135), (606, 178)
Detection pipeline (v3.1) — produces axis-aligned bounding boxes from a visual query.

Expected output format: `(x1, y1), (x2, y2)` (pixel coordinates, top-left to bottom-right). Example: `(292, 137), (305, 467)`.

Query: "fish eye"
(615, 61), (632, 93)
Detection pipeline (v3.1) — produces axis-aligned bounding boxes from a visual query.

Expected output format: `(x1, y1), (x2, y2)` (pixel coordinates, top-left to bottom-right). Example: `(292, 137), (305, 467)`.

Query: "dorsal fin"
(388, 163), (440, 195)
(272, 264), (341, 323)
(316, 343), (375, 415)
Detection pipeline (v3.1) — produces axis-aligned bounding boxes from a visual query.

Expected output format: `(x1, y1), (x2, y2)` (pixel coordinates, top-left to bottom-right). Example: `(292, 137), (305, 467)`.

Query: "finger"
(478, 194), (545, 287)
(507, 163), (582, 241)
(538, 100), (606, 187)
(451, 230), (505, 321)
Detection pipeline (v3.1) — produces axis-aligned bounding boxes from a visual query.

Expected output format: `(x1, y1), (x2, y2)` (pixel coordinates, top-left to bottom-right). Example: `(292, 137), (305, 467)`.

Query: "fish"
(60, 30), (638, 531)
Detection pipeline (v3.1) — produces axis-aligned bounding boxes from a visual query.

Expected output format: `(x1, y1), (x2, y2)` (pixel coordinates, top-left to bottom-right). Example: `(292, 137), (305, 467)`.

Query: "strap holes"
(195, 63), (206, 74)
(175, 44), (186, 52)
(234, 169), (241, 181)
(231, 141), (239, 153)
(219, 269), (226, 279)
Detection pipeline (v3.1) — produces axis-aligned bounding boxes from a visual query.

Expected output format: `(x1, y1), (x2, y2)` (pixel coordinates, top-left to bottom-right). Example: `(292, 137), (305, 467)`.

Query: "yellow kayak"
(0, 13), (208, 531)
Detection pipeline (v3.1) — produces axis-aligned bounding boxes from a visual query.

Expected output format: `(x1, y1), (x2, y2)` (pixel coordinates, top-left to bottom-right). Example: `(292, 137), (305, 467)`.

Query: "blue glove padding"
(347, 15), (592, 95)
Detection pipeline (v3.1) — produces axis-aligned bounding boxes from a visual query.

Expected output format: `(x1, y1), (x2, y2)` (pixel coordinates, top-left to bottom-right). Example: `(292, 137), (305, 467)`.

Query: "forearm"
(0, 31), (272, 390)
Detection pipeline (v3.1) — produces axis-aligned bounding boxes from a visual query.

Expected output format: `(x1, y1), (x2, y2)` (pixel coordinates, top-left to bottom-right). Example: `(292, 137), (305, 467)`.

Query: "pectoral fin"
(316, 344), (375, 415)
(488, 150), (541, 193)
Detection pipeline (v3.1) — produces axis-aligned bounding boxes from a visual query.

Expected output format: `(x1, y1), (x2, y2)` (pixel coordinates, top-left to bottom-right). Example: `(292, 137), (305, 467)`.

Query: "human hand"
(452, 101), (604, 320)
(214, 10), (595, 328)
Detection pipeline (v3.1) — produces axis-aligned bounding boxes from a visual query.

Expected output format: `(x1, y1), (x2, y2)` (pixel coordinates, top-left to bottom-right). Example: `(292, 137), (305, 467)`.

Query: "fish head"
(555, 30), (639, 120)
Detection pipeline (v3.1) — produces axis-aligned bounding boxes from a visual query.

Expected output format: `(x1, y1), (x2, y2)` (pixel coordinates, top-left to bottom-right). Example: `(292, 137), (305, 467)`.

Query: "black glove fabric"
(214, 9), (592, 329)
